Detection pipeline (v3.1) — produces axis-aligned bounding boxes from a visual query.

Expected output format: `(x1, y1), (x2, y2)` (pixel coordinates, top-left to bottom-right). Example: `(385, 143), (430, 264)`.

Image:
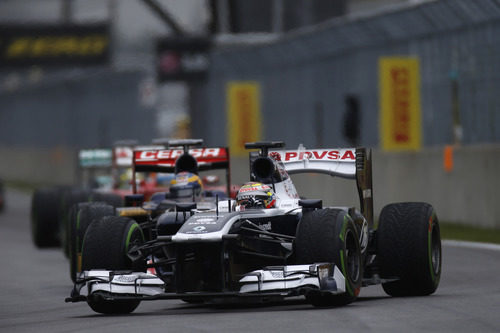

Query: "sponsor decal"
(281, 149), (355, 162)
(195, 218), (216, 223)
(379, 57), (422, 151)
(227, 81), (262, 156)
(260, 222), (272, 231)
(136, 148), (224, 162)
(114, 275), (137, 283)
(193, 226), (206, 232)
(147, 259), (157, 275)
(0, 24), (109, 67)
(189, 218), (217, 225)
(270, 271), (284, 279)
(269, 152), (281, 161)
(238, 185), (271, 193)
(189, 221), (217, 225)
(114, 147), (133, 167)
(78, 149), (112, 167)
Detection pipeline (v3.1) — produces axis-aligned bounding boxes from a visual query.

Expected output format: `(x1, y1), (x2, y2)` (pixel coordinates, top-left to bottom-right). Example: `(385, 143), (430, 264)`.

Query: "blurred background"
(0, 0), (499, 228)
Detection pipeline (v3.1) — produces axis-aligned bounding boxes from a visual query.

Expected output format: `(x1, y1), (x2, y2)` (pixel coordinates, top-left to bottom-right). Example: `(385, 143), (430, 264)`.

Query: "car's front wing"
(66, 263), (346, 304)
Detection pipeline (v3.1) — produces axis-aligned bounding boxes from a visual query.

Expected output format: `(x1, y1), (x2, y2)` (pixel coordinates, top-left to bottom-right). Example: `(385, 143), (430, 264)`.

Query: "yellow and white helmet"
(236, 182), (276, 209)
(170, 172), (203, 199)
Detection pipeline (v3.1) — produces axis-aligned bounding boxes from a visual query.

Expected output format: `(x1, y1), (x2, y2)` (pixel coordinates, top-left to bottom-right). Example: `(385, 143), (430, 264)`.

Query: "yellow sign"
(226, 81), (262, 155)
(379, 57), (422, 151)
(6, 35), (108, 58)
(0, 24), (109, 67)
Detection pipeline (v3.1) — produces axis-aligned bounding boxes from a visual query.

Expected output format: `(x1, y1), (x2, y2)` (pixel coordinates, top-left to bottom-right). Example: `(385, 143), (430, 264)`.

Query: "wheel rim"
(430, 224), (441, 277)
(345, 229), (361, 282)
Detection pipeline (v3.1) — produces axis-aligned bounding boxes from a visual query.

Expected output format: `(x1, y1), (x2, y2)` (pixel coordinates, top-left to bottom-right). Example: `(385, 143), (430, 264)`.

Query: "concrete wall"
(0, 145), (76, 186)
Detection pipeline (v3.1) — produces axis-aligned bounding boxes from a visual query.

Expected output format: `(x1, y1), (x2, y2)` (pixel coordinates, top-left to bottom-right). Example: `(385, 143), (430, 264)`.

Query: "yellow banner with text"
(379, 57), (422, 151)
(226, 81), (262, 156)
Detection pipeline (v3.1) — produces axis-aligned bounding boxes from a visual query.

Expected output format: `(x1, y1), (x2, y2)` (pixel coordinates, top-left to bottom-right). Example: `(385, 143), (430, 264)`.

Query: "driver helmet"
(170, 171), (203, 199)
(236, 182), (276, 209)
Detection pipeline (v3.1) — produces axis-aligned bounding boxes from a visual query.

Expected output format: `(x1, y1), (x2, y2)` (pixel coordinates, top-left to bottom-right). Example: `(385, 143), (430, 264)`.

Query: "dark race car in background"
(66, 139), (238, 282)
(30, 141), (166, 249)
(67, 141), (441, 314)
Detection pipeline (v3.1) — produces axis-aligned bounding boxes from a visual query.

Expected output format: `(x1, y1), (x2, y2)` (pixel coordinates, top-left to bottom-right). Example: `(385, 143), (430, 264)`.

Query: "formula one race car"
(67, 139), (236, 283)
(30, 141), (158, 249)
(31, 145), (124, 248)
(67, 141), (442, 314)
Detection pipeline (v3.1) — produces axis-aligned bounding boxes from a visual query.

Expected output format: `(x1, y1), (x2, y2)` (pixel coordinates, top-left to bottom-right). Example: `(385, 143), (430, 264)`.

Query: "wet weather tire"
(295, 208), (362, 307)
(377, 202), (441, 296)
(31, 187), (66, 247)
(82, 216), (145, 314)
(68, 202), (114, 282)
(60, 188), (92, 257)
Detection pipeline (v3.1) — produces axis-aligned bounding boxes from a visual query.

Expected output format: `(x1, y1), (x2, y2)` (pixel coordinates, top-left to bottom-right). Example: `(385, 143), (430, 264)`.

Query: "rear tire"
(377, 202), (441, 296)
(31, 187), (65, 247)
(60, 188), (92, 257)
(295, 208), (362, 307)
(0, 180), (5, 212)
(82, 216), (145, 314)
(68, 202), (114, 282)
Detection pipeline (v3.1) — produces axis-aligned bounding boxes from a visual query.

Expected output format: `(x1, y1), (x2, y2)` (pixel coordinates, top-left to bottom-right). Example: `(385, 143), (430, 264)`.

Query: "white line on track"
(443, 239), (500, 251)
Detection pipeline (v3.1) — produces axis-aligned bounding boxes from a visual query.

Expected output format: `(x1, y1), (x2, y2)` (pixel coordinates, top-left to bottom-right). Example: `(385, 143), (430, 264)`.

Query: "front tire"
(68, 202), (115, 282)
(377, 202), (441, 296)
(295, 208), (362, 307)
(82, 216), (145, 314)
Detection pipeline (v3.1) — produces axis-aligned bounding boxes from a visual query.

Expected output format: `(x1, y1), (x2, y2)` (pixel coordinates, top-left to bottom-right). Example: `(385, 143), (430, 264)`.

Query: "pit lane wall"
(230, 144), (500, 229)
(0, 145), (76, 186)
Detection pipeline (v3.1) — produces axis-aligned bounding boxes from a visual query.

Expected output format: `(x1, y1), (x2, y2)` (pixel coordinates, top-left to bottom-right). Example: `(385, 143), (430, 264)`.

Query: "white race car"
(67, 141), (441, 314)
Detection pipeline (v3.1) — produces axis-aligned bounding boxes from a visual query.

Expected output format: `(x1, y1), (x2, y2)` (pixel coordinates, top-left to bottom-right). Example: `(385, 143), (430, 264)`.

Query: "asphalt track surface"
(1, 189), (499, 332)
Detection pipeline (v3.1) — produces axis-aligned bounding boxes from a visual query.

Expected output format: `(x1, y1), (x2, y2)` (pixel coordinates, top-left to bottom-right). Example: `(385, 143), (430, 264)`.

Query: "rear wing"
(268, 148), (357, 179)
(132, 147), (231, 195)
(271, 146), (373, 228)
(247, 142), (373, 228)
(113, 145), (164, 168)
(134, 147), (230, 172)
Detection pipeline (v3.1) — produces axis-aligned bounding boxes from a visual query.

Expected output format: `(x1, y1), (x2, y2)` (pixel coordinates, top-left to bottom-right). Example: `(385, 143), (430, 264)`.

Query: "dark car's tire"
(90, 191), (124, 208)
(31, 187), (66, 247)
(82, 216), (145, 314)
(0, 180), (5, 212)
(60, 189), (92, 257)
(69, 202), (115, 282)
(377, 202), (441, 297)
(295, 208), (362, 307)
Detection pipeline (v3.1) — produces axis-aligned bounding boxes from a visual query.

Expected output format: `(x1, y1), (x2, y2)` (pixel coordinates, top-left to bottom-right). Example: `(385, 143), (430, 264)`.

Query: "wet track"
(1, 189), (499, 332)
